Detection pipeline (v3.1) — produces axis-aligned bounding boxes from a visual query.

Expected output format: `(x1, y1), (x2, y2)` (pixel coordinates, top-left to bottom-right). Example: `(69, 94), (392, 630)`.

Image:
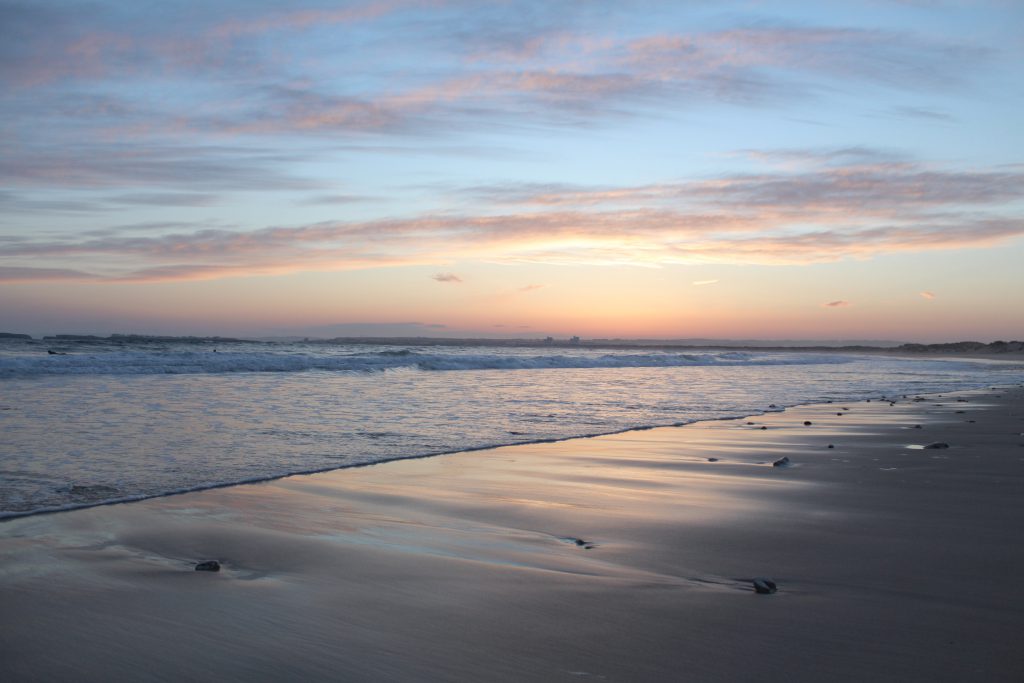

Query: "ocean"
(2, 337), (1021, 517)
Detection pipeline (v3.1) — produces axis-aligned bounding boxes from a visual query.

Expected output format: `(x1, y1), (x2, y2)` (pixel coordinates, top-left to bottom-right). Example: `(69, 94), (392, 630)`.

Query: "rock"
(923, 442), (950, 449)
(753, 577), (777, 594)
(773, 456), (791, 467)
(760, 426), (767, 430)
(195, 560), (221, 572)
(707, 457), (719, 462)
(803, 421), (812, 426)
(836, 412), (843, 416)
(747, 421), (755, 425)
(574, 539), (586, 546)
(769, 404), (777, 408)
(827, 444), (834, 449)
(913, 424), (922, 429)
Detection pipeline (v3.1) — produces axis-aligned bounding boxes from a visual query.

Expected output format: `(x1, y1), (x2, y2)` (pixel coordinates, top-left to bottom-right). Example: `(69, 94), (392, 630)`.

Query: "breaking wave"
(0, 347), (854, 377)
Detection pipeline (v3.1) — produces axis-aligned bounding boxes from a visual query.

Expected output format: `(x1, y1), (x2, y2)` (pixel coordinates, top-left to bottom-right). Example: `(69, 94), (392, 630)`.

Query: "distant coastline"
(2, 332), (1022, 356)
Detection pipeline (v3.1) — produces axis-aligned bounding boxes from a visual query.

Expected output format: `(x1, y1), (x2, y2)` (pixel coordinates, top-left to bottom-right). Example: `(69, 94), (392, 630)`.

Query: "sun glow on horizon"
(1, 1), (1021, 341)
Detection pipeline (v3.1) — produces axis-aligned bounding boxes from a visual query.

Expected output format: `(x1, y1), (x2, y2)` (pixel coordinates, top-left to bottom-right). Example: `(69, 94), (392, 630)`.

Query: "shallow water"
(1, 340), (1021, 516)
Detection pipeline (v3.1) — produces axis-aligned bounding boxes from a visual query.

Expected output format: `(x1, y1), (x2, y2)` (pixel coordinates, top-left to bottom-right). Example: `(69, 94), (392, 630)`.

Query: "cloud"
(0, 144), (317, 191)
(884, 106), (955, 122)
(920, 291), (936, 299)
(2, 150), (1022, 283)
(0, 266), (97, 282)
(823, 300), (851, 307)
(518, 283), (545, 292)
(692, 279), (719, 286)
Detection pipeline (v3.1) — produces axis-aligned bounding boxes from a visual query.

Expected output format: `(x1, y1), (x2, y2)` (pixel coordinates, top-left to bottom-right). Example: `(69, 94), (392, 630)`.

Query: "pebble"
(194, 560), (220, 572)
(803, 421), (812, 426)
(923, 442), (950, 450)
(752, 577), (778, 594)
(772, 456), (791, 467)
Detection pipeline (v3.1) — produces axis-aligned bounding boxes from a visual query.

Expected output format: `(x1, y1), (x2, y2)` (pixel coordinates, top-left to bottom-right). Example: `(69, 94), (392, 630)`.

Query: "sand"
(2, 386), (1024, 682)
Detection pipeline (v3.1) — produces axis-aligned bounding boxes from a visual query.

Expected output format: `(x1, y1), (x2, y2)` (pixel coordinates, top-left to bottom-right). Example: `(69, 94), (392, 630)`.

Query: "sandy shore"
(3, 386), (1024, 682)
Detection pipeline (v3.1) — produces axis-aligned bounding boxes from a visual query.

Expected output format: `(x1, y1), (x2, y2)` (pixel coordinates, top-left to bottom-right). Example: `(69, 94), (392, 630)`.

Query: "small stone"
(827, 444), (834, 449)
(574, 539), (586, 546)
(753, 577), (777, 594)
(923, 442), (950, 449)
(836, 412), (843, 416)
(760, 426), (767, 430)
(195, 560), (220, 572)
(803, 421), (812, 426)
(707, 457), (719, 462)
(747, 421), (755, 425)
(913, 425), (922, 429)
(773, 456), (790, 467)
(769, 404), (777, 408)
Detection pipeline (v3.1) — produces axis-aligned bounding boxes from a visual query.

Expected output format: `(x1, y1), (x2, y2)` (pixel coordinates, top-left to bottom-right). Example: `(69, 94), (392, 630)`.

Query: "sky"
(1, 0), (1022, 341)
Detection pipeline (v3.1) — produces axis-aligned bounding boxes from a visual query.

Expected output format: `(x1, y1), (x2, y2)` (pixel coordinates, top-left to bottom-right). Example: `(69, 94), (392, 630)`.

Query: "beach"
(2, 385), (1023, 681)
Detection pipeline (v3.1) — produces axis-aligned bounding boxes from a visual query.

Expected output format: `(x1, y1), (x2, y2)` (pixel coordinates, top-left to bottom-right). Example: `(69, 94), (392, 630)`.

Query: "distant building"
(569, 336), (580, 344)
(544, 336), (554, 344)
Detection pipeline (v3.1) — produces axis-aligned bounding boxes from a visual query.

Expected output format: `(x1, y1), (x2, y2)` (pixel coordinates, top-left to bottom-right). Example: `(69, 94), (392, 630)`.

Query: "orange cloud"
(823, 300), (851, 307)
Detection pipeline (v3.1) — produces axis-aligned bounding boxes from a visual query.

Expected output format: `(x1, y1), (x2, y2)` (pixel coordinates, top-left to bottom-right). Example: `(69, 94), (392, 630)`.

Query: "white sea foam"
(0, 346), (852, 377)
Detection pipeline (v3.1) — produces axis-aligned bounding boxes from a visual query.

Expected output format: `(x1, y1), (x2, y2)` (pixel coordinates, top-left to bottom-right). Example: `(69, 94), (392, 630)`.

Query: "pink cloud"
(823, 300), (851, 308)
(432, 272), (463, 283)
(920, 291), (936, 299)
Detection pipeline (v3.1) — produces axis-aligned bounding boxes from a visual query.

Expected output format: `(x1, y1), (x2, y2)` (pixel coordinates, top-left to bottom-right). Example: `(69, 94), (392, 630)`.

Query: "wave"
(0, 347), (856, 377)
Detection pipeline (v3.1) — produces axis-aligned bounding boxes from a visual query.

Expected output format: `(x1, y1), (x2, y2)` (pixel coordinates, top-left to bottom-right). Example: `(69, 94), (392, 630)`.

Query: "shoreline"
(3, 384), (1024, 681)
(3, 380), (1020, 521)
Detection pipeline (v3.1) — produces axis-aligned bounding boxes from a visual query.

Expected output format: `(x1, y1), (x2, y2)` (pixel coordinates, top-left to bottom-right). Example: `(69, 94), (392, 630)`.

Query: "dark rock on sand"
(753, 578), (777, 594)
(773, 457), (791, 467)
(760, 426), (767, 430)
(913, 425), (922, 429)
(827, 444), (834, 449)
(803, 421), (812, 426)
(707, 457), (719, 462)
(195, 561), (221, 572)
(923, 442), (950, 449)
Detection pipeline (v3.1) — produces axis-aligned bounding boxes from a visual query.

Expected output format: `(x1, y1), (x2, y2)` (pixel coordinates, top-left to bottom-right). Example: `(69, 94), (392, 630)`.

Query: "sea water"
(1, 338), (1021, 516)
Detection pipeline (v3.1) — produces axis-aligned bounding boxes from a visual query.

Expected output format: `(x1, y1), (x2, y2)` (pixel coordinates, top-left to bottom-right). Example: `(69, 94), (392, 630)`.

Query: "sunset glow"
(2, 1), (1022, 341)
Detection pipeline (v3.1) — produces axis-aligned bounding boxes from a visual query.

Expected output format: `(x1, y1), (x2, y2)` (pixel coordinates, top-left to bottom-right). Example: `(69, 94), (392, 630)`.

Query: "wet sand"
(2, 386), (1024, 682)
